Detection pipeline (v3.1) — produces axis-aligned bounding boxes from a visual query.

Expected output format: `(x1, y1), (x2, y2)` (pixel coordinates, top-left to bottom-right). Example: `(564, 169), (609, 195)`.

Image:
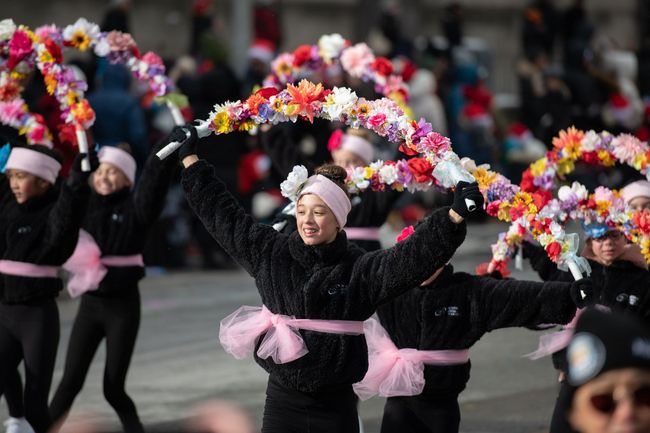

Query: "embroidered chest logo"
(616, 293), (639, 306)
(327, 284), (348, 296)
(16, 226), (32, 234)
(111, 213), (124, 223)
(434, 306), (461, 317)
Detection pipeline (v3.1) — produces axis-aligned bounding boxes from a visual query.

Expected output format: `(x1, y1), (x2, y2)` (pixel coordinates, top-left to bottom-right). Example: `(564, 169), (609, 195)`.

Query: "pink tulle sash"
(353, 318), (470, 400)
(0, 260), (58, 278)
(525, 305), (610, 360)
(219, 305), (364, 364)
(62, 230), (144, 298)
(344, 227), (381, 241)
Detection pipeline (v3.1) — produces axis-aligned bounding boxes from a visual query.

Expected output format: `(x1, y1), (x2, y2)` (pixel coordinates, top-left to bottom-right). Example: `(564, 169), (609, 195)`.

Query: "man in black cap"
(566, 309), (650, 433)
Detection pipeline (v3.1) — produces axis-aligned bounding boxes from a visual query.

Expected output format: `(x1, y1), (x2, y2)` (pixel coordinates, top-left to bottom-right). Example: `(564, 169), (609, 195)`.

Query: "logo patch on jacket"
(16, 226), (31, 234)
(434, 306), (460, 317)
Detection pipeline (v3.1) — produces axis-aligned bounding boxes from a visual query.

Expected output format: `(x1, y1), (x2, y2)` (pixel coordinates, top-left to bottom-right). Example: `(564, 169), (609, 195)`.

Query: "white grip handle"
(75, 127), (90, 172)
(167, 102), (185, 126)
(155, 120), (211, 160)
(465, 198), (476, 212)
(568, 260), (584, 282)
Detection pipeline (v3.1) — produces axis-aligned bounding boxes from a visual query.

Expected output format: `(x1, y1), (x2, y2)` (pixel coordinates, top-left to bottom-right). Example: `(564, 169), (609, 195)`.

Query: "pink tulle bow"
(219, 305), (364, 364)
(62, 230), (144, 298)
(353, 318), (470, 400)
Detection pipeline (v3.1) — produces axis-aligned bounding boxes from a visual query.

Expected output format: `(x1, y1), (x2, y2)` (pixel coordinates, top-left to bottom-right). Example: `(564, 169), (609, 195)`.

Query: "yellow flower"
(363, 167), (374, 179)
(272, 99), (284, 112)
(71, 31), (91, 51)
(473, 167), (497, 190)
(278, 62), (292, 76)
(497, 202), (511, 222)
(597, 150), (615, 167)
(530, 158), (547, 177)
(556, 158), (575, 175)
(212, 112), (231, 134)
(634, 153), (648, 170)
(44, 74), (57, 95)
(237, 120), (256, 132)
(595, 200), (611, 214)
(563, 141), (582, 160)
(641, 238), (650, 264)
(39, 50), (54, 65)
(66, 91), (78, 107)
(357, 103), (369, 116)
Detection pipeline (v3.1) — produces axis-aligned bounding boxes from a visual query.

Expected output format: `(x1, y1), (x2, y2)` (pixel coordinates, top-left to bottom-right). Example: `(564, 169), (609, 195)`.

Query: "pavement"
(1, 219), (567, 433)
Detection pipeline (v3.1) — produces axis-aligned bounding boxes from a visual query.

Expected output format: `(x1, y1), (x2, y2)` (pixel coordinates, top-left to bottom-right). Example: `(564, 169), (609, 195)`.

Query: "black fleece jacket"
(0, 178), (90, 304)
(182, 159), (467, 392)
(524, 241), (650, 370)
(82, 149), (177, 297)
(261, 124), (402, 251)
(376, 265), (577, 399)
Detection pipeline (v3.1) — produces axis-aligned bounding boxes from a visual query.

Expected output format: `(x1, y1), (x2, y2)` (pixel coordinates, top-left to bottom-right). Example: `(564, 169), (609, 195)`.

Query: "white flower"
(460, 157), (477, 173)
(280, 165), (309, 201)
(0, 19), (16, 41)
(62, 18), (100, 46)
(580, 130), (600, 152)
(571, 182), (589, 200)
(558, 185), (574, 202)
(317, 34), (347, 63)
(93, 36), (111, 57)
(350, 166), (370, 190)
(324, 87), (357, 120)
(379, 164), (398, 185)
(369, 160), (384, 172)
(549, 221), (564, 238)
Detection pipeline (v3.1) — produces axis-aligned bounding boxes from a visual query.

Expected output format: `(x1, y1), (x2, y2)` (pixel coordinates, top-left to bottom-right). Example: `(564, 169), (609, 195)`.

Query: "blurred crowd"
(6, 0), (650, 271)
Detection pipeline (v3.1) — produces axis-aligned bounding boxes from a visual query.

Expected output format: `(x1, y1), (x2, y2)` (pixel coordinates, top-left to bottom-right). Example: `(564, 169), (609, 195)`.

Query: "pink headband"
(334, 134), (374, 164)
(621, 180), (650, 204)
(5, 147), (61, 184)
(299, 174), (351, 228)
(98, 146), (136, 186)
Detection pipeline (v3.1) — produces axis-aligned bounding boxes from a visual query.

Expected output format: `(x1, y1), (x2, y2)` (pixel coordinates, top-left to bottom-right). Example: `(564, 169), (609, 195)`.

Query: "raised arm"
(259, 124), (316, 178)
(132, 130), (184, 225)
(44, 153), (92, 251)
(522, 240), (573, 282)
(181, 157), (282, 277)
(469, 274), (579, 334)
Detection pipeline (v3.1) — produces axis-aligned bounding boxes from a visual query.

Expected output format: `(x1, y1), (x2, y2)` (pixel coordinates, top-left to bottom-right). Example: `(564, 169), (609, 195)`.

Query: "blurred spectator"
(379, 7), (414, 59)
(243, 39), (275, 95)
(100, 0), (131, 33)
(601, 49), (644, 132)
(88, 63), (148, 167)
(190, 0), (214, 57)
(566, 309), (650, 433)
(409, 69), (447, 135)
(522, 0), (560, 57)
(502, 122), (547, 182)
(254, 0), (281, 49)
(441, 2), (464, 50)
(518, 46), (549, 129)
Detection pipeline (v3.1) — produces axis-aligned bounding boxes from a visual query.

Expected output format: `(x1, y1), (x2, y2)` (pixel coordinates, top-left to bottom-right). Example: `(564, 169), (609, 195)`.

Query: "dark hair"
(314, 164), (349, 197)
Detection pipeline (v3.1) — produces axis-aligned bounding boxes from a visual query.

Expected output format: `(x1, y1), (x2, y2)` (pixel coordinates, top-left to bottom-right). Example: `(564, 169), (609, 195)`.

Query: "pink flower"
(367, 113), (386, 127)
(611, 133), (646, 164)
(0, 100), (24, 124)
(327, 129), (344, 151)
(106, 31), (136, 52)
(396, 225), (415, 242)
(8, 30), (33, 68)
(417, 131), (451, 155)
(35, 25), (62, 43)
(340, 43), (375, 78)
(141, 51), (163, 67)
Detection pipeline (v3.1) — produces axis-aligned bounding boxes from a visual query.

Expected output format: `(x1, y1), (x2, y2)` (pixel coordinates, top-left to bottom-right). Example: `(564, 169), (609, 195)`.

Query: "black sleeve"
(0, 174), (11, 209)
(351, 206), (467, 308)
(132, 149), (178, 225)
(522, 241), (573, 282)
(181, 159), (281, 276)
(471, 274), (577, 333)
(43, 181), (90, 248)
(260, 124), (316, 178)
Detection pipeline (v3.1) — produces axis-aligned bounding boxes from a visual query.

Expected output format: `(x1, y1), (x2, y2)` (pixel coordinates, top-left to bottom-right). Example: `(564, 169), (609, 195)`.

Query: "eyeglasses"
(589, 385), (650, 414)
(592, 231), (624, 242)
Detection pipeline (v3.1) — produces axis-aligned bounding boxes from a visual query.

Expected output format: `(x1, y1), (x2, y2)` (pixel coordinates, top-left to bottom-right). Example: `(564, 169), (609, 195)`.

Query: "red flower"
(532, 191), (552, 210)
(256, 87), (280, 100)
(8, 30), (33, 69)
(519, 169), (537, 193)
(371, 57), (393, 76)
(396, 225), (415, 243)
(582, 151), (601, 165)
(398, 143), (418, 156)
(44, 39), (63, 64)
(486, 201), (501, 217)
(327, 129), (344, 152)
(545, 242), (562, 262)
(509, 204), (527, 221)
(407, 157), (434, 183)
(634, 210), (650, 235)
(292, 45), (312, 67)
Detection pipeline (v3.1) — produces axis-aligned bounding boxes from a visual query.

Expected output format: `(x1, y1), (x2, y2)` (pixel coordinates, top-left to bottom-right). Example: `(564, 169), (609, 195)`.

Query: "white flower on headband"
(350, 166), (370, 190)
(318, 34), (347, 64)
(379, 164), (398, 185)
(280, 165), (309, 202)
(0, 19), (16, 41)
(323, 87), (357, 121)
(580, 130), (600, 152)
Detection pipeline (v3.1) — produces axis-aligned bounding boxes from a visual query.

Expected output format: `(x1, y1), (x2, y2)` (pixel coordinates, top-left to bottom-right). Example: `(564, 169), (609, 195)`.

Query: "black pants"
(0, 299), (59, 433)
(262, 376), (359, 433)
(49, 291), (143, 433)
(4, 368), (25, 417)
(550, 381), (578, 433)
(381, 396), (461, 433)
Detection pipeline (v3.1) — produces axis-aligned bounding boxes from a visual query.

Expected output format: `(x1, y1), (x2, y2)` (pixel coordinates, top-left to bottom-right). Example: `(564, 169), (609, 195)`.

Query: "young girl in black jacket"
(262, 125), (402, 251)
(359, 228), (592, 433)
(0, 145), (91, 433)
(48, 131), (183, 433)
(523, 226), (650, 433)
(177, 126), (483, 433)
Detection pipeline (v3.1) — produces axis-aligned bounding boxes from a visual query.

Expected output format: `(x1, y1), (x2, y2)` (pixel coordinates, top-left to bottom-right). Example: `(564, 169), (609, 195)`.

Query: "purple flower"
(533, 173), (554, 190)
(487, 181), (517, 202)
(396, 159), (413, 186)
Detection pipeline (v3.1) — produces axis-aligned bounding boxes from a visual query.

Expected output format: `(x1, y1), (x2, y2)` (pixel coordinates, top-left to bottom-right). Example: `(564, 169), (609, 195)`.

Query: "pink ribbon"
(0, 260), (58, 278)
(219, 305), (364, 364)
(525, 306), (610, 360)
(353, 318), (470, 400)
(344, 227), (381, 241)
(62, 230), (144, 298)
